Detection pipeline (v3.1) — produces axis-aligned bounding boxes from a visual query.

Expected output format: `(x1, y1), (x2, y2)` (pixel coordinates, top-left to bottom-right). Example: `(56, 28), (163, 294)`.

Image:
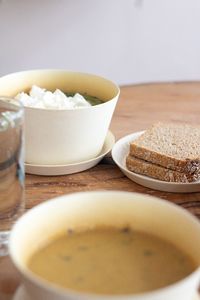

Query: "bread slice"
(126, 155), (200, 183)
(130, 122), (200, 174)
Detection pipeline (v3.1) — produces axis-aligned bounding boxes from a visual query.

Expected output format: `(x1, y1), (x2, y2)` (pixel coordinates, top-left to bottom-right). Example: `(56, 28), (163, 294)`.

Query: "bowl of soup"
(9, 191), (200, 300)
(0, 70), (120, 164)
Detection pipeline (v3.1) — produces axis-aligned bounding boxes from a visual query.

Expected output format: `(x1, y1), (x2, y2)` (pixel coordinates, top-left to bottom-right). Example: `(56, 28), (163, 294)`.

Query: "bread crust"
(126, 155), (200, 183)
(130, 144), (200, 174)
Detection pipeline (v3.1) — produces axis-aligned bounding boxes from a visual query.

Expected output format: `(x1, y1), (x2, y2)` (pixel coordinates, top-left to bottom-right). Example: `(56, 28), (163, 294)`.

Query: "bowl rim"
(9, 190), (200, 299)
(0, 69), (120, 112)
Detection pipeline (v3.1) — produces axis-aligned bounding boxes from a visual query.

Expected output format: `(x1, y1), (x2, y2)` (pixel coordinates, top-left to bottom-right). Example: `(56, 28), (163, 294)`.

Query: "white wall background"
(0, 0), (200, 85)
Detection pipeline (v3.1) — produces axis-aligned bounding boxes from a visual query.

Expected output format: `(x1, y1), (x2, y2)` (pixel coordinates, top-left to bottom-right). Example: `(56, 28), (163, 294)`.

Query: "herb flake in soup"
(65, 92), (103, 106)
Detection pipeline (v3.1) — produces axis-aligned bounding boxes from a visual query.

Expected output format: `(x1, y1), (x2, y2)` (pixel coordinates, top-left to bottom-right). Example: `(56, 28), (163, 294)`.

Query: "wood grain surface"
(1, 82), (200, 299)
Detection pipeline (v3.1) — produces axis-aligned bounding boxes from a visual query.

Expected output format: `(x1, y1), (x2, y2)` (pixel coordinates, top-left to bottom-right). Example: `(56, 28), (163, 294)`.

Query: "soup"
(28, 227), (196, 295)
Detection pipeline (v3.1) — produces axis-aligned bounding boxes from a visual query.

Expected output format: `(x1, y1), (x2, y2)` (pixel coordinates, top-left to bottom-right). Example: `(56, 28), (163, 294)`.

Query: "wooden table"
(1, 82), (200, 299)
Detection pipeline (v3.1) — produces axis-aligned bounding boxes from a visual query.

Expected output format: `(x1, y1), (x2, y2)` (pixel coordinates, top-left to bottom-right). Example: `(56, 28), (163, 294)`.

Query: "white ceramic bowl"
(0, 70), (119, 164)
(9, 191), (200, 300)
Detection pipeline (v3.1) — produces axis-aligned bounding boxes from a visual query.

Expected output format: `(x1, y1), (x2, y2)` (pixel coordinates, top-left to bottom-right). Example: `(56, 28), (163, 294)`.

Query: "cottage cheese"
(15, 85), (91, 109)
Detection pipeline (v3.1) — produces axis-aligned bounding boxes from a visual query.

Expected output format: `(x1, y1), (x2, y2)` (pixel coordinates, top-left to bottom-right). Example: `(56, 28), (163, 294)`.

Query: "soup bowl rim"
(0, 69), (120, 111)
(9, 190), (200, 299)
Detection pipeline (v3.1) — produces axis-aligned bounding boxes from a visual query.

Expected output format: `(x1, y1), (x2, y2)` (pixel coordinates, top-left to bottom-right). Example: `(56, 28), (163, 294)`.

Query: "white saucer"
(25, 131), (115, 176)
(13, 286), (30, 300)
(12, 285), (200, 300)
(112, 131), (200, 193)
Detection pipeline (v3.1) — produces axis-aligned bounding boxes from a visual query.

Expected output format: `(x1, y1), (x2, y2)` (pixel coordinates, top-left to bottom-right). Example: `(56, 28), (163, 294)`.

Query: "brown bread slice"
(126, 155), (200, 183)
(130, 122), (200, 174)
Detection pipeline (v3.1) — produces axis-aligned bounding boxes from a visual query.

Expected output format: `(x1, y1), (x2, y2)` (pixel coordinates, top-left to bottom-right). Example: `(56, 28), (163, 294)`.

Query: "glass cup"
(0, 97), (24, 256)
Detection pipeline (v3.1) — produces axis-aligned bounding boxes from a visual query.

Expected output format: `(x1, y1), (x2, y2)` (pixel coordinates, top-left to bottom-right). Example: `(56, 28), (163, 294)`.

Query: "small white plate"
(25, 131), (115, 176)
(13, 286), (30, 300)
(112, 131), (200, 193)
(12, 285), (200, 300)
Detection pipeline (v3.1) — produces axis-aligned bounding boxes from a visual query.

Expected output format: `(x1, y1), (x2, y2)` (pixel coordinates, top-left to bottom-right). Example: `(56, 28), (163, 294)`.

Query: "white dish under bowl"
(13, 286), (29, 300)
(25, 130), (115, 176)
(112, 131), (200, 193)
(13, 285), (200, 300)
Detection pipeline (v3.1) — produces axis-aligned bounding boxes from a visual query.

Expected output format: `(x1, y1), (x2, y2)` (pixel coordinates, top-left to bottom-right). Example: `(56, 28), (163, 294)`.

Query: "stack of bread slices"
(126, 122), (200, 183)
